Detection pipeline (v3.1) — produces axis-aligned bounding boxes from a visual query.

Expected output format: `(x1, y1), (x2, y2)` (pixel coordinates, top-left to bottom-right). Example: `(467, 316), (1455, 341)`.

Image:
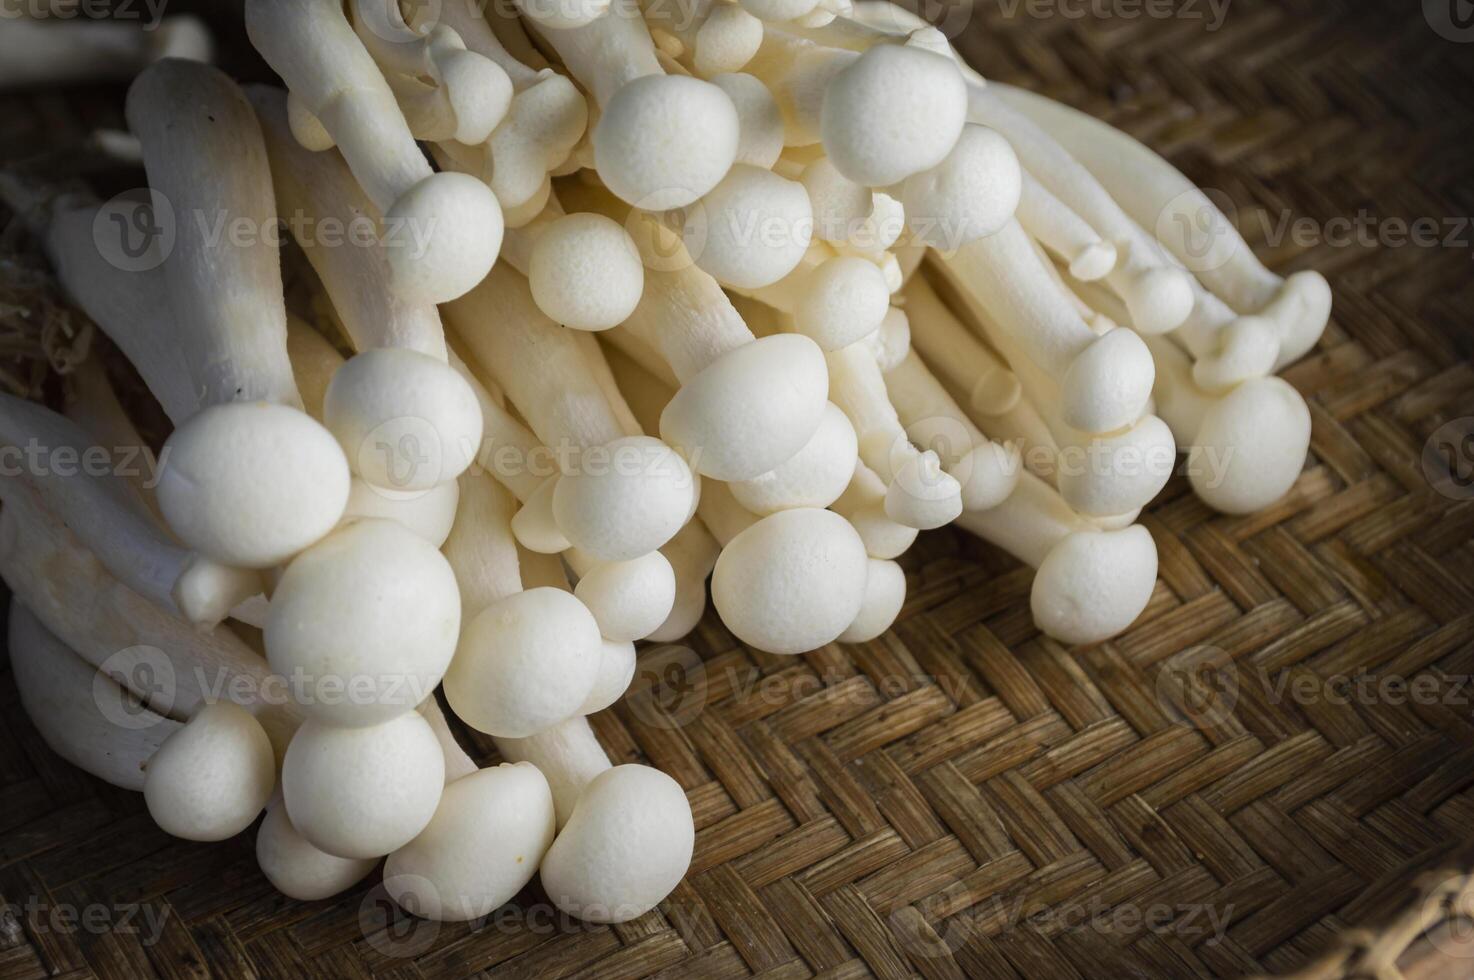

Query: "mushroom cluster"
(1, 0), (1327, 929)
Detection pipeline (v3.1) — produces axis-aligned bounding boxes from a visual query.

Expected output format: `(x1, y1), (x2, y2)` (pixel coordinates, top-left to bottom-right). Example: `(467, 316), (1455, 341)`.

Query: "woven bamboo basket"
(3, 0), (1473, 977)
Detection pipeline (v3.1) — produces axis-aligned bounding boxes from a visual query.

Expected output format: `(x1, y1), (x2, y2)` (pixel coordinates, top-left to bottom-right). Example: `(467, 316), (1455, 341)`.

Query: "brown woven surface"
(4, 0), (1474, 977)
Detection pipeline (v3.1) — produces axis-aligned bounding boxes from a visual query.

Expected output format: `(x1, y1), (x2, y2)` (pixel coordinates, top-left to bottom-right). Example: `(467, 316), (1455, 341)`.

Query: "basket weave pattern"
(2, 0), (1474, 977)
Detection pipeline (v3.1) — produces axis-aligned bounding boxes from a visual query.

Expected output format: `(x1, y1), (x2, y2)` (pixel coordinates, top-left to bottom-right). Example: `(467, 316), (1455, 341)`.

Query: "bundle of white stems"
(0, 0), (1328, 925)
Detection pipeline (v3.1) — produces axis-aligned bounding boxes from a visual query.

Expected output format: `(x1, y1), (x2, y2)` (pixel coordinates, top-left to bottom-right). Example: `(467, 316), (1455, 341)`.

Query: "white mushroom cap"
(686, 165), (812, 289)
(383, 172), (504, 304)
(694, 7), (764, 76)
(802, 157), (873, 244)
(1191, 316), (1280, 393)
(1273, 270), (1334, 368)
(143, 702), (275, 842)
(1032, 525), (1158, 646)
(1060, 327), (1156, 434)
(444, 587), (603, 738)
(553, 435), (695, 562)
(529, 213), (645, 331)
(539, 765), (694, 924)
(265, 520), (461, 727)
(820, 44), (967, 188)
(156, 402), (350, 569)
(1056, 415), (1175, 519)
(282, 712), (446, 859)
(511, 475), (572, 554)
(731, 401), (858, 515)
(324, 347), (483, 492)
(1190, 377), (1311, 515)
(900, 125), (1022, 249)
(594, 75), (740, 209)
(708, 73), (784, 170)
(574, 551), (678, 642)
(837, 558), (905, 643)
(342, 477), (461, 548)
(256, 802), (377, 901)
(950, 441), (1021, 514)
(1116, 265), (1196, 337)
(712, 507), (868, 654)
(384, 762), (556, 922)
(793, 256), (891, 350)
(661, 334), (829, 481)
(439, 49), (515, 144)
(882, 449), (964, 530)
(578, 638), (639, 714)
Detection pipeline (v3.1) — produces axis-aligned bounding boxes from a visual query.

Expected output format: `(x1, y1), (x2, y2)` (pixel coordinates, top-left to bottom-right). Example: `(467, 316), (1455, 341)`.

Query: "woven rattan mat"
(3, 0), (1474, 977)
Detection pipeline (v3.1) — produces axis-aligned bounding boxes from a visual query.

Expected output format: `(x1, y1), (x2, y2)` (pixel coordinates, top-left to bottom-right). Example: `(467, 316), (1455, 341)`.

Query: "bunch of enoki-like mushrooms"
(0, 0), (1328, 925)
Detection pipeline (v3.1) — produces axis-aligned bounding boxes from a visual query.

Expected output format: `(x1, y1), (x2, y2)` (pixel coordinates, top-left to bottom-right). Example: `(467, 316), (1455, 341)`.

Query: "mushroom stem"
(493, 717), (612, 830)
(126, 60), (300, 410)
(992, 83), (1331, 367)
(8, 601), (181, 792)
(1016, 171), (1117, 282)
(0, 393), (260, 628)
(0, 15), (211, 91)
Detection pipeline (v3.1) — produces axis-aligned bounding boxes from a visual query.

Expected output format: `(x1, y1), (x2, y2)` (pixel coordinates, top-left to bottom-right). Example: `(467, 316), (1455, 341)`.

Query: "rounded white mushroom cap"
(712, 508), (868, 654)
(837, 558), (905, 643)
(265, 520), (461, 728)
(686, 165), (812, 289)
(950, 440), (1021, 514)
(694, 6), (764, 76)
(579, 638), (639, 714)
(384, 172), (504, 304)
(1060, 328), (1157, 434)
(574, 551), (678, 643)
(1116, 265), (1195, 336)
(511, 475), (572, 554)
(439, 49), (515, 144)
(143, 702), (275, 842)
(384, 762), (556, 922)
(660, 334), (830, 481)
(820, 44), (967, 188)
(594, 75), (740, 210)
(1056, 415), (1176, 519)
(730, 402), (858, 515)
(1191, 316), (1280, 393)
(847, 500), (919, 560)
(1032, 525), (1158, 646)
(1190, 377), (1311, 515)
(324, 347), (483, 492)
(444, 587), (603, 738)
(900, 125), (1022, 249)
(708, 73), (784, 170)
(539, 765), (694, 924)
(876, 447), (964, 530)
(553, 435), (695, 562)
(1274, 270), (1333, 368)
(793, 257), (891, 350)
(529, 213), (645, 331)
(282, 713), (446, 860)
(343, 477), (461, 547)
(256, 802), (377, 902)
(156, 402), (350, 569)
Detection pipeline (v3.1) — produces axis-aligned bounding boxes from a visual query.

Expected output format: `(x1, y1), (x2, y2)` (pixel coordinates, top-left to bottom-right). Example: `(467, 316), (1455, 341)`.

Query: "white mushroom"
(528, 212), (646, 331)
(682, 164), (813, 289)
(955, 472), (1158, 645)
(144, 702), (277, 842)
(125, 63), (352, 570)
(992, 83), (1331, 368)
(538, 765), (695, 924)
(383, 761), (556, 921)
(281, 711), (446, 859)
(265, 519), (461, 727)
(245, 0), (502, 303)
(257, 802), (379, 901)
(7, 601), (181, 792)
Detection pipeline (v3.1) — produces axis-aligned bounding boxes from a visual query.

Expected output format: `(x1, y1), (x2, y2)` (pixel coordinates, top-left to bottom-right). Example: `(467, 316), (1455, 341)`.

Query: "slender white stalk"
(0, 15), (211, 90)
